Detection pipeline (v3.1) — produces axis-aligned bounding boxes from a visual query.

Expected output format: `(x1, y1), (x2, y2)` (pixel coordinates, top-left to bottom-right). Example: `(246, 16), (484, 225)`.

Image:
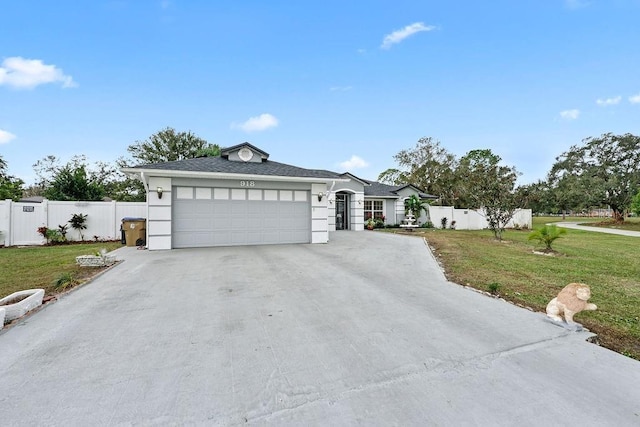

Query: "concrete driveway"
(1, 232), (639, 426)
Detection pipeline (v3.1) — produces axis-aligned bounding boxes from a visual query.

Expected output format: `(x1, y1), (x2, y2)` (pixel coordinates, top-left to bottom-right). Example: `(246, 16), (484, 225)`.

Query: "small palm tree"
(69, 213), (88, 241)
(404, 194), (428, 219)
(528, 225), (566, 252)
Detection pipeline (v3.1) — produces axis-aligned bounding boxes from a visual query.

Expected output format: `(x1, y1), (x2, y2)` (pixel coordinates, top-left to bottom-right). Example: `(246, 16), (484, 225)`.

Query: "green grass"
(579, 217), (640, 232)
(0, 242), (123, 297)
(539, 215), (640, 231)
(387, 217), (640, 359)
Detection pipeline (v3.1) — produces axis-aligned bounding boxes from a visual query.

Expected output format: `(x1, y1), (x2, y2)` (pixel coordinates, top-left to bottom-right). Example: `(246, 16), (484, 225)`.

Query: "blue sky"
(1, 0), (639, 186)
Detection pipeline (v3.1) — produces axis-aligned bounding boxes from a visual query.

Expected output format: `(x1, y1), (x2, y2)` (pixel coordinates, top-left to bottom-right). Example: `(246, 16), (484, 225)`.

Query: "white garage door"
(172, 187), (310, 248)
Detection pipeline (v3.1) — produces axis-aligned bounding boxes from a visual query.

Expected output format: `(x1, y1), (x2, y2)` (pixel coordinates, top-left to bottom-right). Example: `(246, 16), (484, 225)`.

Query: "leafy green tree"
(377, 168), (409, 186)
(550, 133), (640, 222)
(528, 225), (567, 252)
(514, 180), (554, 215)
(195, 145), (222, 158)
(126, 127), (220, 164)
(31, 155), (144, 202)
(117, 127), (220, 202)
(0, 155), (25, 200)
(380, 137), (459, 205)
(457, 149), (520, 240)
(631, 190), (640, 216)
(44, 164), (105, 201)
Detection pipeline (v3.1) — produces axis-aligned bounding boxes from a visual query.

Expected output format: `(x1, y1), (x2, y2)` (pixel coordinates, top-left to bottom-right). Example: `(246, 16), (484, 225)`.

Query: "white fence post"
(0, 200), (11, 246)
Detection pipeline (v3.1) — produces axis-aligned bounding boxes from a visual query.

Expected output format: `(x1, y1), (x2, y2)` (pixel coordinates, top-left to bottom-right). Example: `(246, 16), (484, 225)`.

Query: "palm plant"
(69, 213), (88, 241)
(404, 194), (428, 219)
(528, 225), (566, 252)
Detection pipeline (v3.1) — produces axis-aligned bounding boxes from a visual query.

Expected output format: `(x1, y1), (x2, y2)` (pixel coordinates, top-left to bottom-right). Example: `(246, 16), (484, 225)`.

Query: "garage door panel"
(214, 231), (232, 245)
(173, 187), (310, 248)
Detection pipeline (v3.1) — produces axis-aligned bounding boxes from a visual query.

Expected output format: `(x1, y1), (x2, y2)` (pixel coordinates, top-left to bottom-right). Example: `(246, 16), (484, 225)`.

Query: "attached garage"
(172, 186), (310, 248)
(122, 143), (346, 250)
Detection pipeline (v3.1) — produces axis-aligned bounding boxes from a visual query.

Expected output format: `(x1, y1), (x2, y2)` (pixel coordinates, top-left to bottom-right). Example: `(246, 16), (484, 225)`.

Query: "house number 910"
(240, 181), (255, 187)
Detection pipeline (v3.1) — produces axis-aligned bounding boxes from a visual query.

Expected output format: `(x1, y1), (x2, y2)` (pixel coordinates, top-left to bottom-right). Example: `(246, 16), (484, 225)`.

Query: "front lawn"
(386, 218), (640, 359)
(0, 242), (123, 298)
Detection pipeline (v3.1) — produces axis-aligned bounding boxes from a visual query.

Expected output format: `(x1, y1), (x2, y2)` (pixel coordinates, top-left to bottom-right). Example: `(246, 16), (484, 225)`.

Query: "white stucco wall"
(148, 176), (172, 250)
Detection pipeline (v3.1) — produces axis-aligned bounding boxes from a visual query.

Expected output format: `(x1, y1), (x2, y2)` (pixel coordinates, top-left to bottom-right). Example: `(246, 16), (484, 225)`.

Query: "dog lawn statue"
(546, 283), (597, 324)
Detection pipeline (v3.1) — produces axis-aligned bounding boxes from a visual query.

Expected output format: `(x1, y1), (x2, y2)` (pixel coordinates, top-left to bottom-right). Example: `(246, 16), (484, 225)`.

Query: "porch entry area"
(335, 193), (349, 230)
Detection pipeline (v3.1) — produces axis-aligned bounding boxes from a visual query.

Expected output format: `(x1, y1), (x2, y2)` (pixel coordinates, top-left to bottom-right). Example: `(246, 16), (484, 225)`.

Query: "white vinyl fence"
(428, 206), (532, 230)
(0, 199), (146, 246)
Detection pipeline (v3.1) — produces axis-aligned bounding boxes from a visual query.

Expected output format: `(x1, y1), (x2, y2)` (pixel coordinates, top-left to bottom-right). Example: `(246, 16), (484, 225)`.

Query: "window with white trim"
(363, 200), (384, 220)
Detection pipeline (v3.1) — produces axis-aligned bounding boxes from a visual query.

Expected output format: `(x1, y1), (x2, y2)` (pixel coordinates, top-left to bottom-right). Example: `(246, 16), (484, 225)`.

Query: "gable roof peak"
(220, 142), (269, 160)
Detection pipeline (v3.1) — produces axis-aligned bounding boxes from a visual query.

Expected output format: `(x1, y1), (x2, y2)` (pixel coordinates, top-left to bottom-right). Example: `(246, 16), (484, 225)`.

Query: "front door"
(335, 193), (348, 230)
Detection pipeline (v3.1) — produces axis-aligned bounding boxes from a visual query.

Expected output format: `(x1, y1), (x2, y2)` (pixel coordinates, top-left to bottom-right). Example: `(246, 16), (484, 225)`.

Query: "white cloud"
(339, 155), (369, 170)
(231, 113), (279, 133)
(381, 22), (436, 50)
(596, 96), (621, 106)
(0, 57), (76, 89)
(330, 86), (353, 92)
(0, 129), (16, 144)
(559, 109), (580, 120)
(629, 93), (640, 104)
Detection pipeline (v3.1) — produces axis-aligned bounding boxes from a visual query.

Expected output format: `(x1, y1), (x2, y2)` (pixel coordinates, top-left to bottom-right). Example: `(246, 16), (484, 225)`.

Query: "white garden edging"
(0, 307), (5, 329)
(0, 289), (45, 323)
(75, 254), (116, 267)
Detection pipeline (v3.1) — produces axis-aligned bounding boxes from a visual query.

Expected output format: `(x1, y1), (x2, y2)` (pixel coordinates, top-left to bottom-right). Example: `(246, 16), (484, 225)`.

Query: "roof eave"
(121, 167), (348, 183)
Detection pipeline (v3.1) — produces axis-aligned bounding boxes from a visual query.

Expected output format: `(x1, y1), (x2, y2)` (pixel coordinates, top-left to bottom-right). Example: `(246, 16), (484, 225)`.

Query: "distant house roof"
(364, 182), (437, 199)
(18, 196), (44, 203)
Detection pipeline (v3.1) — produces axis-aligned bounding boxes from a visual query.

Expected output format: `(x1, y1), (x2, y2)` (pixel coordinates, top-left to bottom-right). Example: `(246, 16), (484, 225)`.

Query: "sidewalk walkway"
(554, 222), (640, 237)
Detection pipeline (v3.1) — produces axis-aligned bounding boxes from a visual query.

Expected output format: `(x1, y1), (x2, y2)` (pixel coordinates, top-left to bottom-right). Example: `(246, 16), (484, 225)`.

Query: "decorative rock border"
(0, 289), (45, 323)
(76, 254), (116, 267)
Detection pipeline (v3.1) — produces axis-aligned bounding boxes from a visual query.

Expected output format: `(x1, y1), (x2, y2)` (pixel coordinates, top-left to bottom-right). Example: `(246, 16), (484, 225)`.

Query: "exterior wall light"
(317, 191), (324, 202)
(157, 187), (164, 199)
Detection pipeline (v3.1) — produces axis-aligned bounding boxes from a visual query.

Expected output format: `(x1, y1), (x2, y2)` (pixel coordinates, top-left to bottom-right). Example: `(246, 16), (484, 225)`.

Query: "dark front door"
(336, 193), (348, 230)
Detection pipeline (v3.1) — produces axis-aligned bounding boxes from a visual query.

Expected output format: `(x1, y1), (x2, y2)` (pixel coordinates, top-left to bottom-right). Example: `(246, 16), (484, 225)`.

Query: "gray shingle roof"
(130, 156), (342, 179)
(364, 181), (436, 199)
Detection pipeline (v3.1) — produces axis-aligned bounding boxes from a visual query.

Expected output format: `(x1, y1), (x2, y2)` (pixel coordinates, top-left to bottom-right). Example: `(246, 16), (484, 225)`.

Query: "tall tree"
(0, 155), (24, 200)
(550, 133), (640, 221)
(118, 127), (220, 201)
(126, 127), (220, 164)
(513, 180), (553, 215)
(44, 163), (105, 201)
(32, 155), (145, 202)
(631, 190), (640, 217)
(457, 149), (520, 240)
(379, 137), (459, 205)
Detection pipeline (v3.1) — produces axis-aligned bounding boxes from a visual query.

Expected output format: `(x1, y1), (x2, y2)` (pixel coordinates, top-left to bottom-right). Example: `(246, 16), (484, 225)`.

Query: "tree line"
(3, 129), (639, 224)
(379, 133), (640, 223)
(0, 127), (220, 203)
